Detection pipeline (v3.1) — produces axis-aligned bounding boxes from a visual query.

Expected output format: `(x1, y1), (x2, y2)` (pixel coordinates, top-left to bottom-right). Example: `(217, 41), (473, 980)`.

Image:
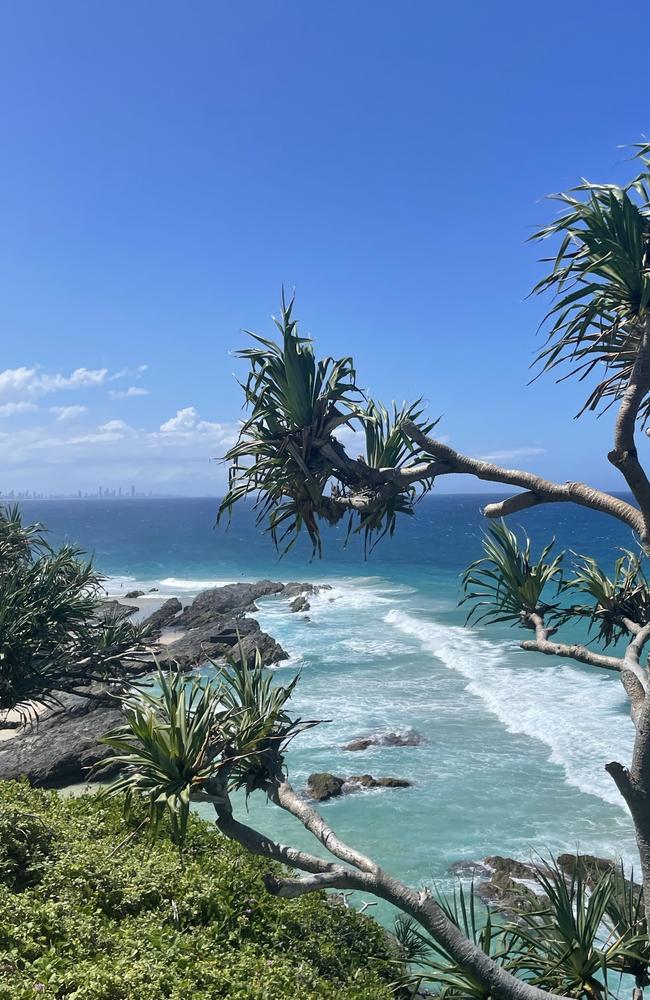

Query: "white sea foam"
(385, 609), (634, 810)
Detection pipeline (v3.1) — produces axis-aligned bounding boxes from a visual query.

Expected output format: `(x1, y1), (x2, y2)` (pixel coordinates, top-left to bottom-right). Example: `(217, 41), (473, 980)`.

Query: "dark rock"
(449, 860), (492, 879)
(95, 600), (136, 620)
(142, 597), (183, 636)
(307, 773), (345, 802)
(342, 730), (424, 751)
(0, 692), (123, 787)
(124, 590), (145, 599)
(290, 596), (310, 613)
(159, 615), (287, 669)
(148, 587), (159, 592)
(477, 875), (541, 916)
(175, 581), (286, 627)
(283, 582), (331, 599)
(484, 856), (538, 880)
(347, 774), (412, 789)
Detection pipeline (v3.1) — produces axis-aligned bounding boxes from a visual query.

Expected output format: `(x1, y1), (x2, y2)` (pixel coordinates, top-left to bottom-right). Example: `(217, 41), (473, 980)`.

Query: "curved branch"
(521, 613), (624, 672)
(402, 421), (644, 538)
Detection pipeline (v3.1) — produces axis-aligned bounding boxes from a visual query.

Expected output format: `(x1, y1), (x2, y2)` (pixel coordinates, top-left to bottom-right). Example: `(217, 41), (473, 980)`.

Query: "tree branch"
(402, 421), (644, 538)
(521, 615), (624, 672)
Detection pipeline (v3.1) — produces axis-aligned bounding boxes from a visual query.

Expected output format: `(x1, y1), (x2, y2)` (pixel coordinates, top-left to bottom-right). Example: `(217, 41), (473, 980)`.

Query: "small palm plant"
(98, 647), (319, 843)
(393, 883), (523, 999)
(461, 520), (563, 628)
(510, 859), (645, 999)
(558, 551), (650, 646)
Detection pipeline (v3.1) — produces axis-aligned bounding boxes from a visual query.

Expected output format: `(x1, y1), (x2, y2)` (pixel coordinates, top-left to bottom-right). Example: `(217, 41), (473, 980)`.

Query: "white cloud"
(0, 408), (239, 493)
(0, 401), (38, 417)
(50, 405), (87, 422)
(0, 365), (109, 400)
(109, 386), (150, 399)
(160, 406), (228, 436)
(479, 446), (546, 462)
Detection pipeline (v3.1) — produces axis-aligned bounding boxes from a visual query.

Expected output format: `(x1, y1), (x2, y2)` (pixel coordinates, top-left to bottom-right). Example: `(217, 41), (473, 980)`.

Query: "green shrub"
(0, 781), (396, 999)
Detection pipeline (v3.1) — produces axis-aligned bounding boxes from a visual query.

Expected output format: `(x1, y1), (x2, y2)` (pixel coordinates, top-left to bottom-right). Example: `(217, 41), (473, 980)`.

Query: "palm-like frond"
(99, 649), (320, 843)
(558, 549), (650, 645)
(218, 290), (362, 554)
(532, 159), (650, 419)
(510, 858), (641, 997)
(0, 505), (149, 720)
(360, 399), (438, 470)
(461, 521), (563, 626)
(393, 883), (522, 999)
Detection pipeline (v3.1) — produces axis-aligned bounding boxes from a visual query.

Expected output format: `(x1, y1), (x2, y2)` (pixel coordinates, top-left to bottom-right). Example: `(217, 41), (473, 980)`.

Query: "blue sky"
(0, 1), (648, 495)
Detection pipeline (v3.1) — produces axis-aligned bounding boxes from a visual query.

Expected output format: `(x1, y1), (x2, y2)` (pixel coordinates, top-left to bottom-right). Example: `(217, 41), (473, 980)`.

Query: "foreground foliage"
(0, 781), (396, 1000)
(0, 505), (150, 721)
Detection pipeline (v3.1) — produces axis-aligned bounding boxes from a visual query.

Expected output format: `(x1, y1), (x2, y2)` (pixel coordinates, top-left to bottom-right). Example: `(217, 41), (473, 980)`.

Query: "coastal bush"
(0, 504), (151, 721)
(0, 780), (396, 999)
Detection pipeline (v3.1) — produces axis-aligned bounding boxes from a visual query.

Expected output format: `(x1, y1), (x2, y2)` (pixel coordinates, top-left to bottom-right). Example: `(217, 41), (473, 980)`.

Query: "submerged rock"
(342, 730), (424, 752)
(307, 772), (412, 801)
(142, 597), (182, 636)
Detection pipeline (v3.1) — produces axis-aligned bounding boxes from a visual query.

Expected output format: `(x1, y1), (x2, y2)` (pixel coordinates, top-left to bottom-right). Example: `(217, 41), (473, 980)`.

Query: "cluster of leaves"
(0, 505), (151, 721)
(462, 521), (650, 645)
(396, 859), (649, 999)
(532, 151), (650, 419)
(97, 650), (319, 845)
(218, 290), (437, 554)
(0, 780), (397, 1000)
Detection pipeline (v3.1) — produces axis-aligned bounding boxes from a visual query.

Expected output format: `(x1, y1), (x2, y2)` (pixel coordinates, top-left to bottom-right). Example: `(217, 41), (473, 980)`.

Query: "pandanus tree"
(0, 504), (151, 724)
(108, 147), (650, 1000)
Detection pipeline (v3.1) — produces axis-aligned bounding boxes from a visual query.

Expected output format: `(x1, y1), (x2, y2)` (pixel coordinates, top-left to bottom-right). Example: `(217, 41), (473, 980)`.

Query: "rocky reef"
(0, 580), (326, 788)
(307, 771), (412, 802)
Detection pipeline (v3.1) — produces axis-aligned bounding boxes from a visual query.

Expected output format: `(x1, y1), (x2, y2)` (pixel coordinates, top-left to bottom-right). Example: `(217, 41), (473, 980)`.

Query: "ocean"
(16, 494), (640, 896)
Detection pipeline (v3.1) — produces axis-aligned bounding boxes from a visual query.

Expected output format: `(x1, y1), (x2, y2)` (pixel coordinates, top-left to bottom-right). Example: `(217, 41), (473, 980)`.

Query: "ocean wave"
(384, 609), (634, 810)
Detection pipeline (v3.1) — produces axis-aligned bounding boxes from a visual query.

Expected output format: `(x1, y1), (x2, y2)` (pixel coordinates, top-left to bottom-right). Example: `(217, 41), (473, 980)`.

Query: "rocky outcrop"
(342, 730), (424, 752)
(307, 771), (412, 801)
(290, 596), (310, 613)
(142, 597), (182, 636)
(0, 691), (123, 787)
(0, 580), (324, 788)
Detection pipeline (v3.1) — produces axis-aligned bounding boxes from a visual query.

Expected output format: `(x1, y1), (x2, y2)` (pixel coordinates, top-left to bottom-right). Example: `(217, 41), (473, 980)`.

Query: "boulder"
(95, 600), (136, 620)
(290, 595), (310, 613)
(307, 773), (345, 802)
(347, 774), (412, 789)
(342, 730), (424, 751)
(0, 691), (123, 787)
(142, 597), (182, 636)
(283, 582), (331, 599)
(124, 590), (145, 599)
(158, 615), (287, 669)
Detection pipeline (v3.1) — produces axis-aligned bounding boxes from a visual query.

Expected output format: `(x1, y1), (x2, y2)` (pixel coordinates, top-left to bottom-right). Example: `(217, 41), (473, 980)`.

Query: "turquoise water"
(20, 496), (639, 897)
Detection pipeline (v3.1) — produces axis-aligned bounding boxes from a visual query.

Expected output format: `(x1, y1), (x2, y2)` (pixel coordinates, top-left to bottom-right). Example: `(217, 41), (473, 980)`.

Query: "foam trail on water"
(385, 609), (634, 810)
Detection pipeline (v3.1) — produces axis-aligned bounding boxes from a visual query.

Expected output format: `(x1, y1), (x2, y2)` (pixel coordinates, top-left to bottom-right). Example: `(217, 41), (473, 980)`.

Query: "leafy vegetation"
(0, 781), (397, 1000)
(0, 504), (150, 722)
(395, 861), (648, 1000)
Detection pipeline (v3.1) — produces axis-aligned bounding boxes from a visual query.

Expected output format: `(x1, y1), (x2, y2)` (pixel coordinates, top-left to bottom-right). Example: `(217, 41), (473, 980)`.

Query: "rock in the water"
(290, 595), (310, 613)
(484, 856), (538, 880)
(0, 692), (123, 787)
(347, 774), (412, 789)
(142, 597), (182, 636)
(342, 730), (424, 751)
(283, 582), (331, 599)
(449, 860), (492, 879)
(307, 772), (411, 800)
(159, 614), (287, 668)
(124, 589), (145, 599)
(175, 581), (285, 627)
(307, 773), (345, 801)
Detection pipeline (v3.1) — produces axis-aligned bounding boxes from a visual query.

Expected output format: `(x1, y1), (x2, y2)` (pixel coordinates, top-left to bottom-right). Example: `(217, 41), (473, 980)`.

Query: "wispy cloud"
(50, 405), (87, 422)
(0, 401), (39, 417)
(478, 446), (546, 462)
(0, 366), (110, 399)
(109, 386), (150, 399)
